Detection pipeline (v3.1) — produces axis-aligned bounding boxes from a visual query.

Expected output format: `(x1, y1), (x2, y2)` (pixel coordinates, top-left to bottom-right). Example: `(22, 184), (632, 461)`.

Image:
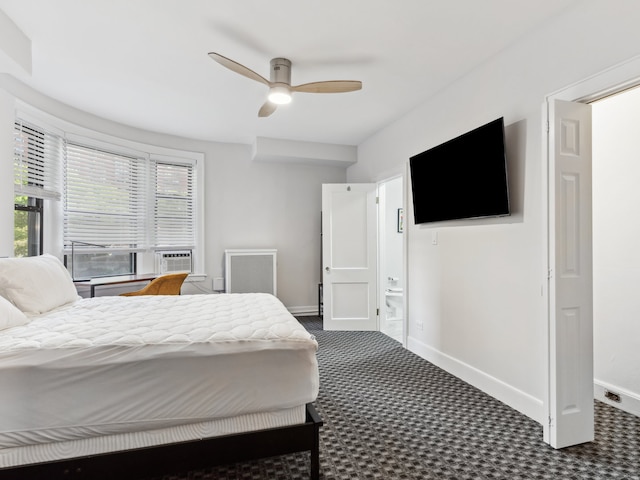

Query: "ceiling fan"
(208, 52), (362, 117)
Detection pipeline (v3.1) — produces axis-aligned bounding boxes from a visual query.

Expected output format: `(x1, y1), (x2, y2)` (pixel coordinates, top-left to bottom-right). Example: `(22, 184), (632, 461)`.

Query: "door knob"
(325, 267), (330, 272)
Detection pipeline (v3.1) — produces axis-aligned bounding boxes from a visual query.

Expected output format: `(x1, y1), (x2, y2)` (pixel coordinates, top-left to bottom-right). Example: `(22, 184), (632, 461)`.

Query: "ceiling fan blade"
(292, 80), (362, 94)
(258, 101), (277, 118)
(208, 52), (270, 86)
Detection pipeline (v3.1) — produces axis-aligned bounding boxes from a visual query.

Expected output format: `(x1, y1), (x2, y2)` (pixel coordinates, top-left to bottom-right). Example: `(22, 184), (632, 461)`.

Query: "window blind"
(14, 121), (63, 200)
(153, 160), (195, 248)
(17, 115), (198, 256)
(64, 143), (147, 251)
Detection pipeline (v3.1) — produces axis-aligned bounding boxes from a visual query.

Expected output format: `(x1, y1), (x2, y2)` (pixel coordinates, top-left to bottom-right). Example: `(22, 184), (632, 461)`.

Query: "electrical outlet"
(213, 277), (225, 291)
(604, 390), (621, 403)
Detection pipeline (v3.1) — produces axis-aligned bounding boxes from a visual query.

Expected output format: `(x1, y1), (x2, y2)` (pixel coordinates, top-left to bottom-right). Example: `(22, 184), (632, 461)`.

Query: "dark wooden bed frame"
(0, 404), (322, 480)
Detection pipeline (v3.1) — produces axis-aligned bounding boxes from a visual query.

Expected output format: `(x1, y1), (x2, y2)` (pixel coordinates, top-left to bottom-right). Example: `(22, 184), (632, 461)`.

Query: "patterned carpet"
(150, 316), (640, 480)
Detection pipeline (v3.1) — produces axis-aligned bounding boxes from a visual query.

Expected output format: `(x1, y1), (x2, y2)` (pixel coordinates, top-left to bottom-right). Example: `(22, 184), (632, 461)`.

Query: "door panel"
(332, 282), (369, 318)
(330, 191), (368, 268)
(547, 99), (594, 448)
(322, 183), (377, 331)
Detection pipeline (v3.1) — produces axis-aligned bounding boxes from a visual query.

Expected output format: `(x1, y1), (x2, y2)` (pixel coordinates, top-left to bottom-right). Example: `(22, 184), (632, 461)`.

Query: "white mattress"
(0, 293), (319, 465)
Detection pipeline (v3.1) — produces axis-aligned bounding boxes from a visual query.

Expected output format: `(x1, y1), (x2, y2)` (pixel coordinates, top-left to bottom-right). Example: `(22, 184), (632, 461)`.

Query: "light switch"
(431, 231), (438, 245)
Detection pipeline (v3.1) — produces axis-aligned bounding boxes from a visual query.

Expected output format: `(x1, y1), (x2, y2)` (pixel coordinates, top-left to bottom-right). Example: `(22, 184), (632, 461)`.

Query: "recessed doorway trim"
(543, 54), (640, 447)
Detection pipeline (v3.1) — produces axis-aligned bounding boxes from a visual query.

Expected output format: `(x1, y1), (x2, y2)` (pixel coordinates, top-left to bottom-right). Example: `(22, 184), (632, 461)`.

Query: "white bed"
(0, 255), (321, 478)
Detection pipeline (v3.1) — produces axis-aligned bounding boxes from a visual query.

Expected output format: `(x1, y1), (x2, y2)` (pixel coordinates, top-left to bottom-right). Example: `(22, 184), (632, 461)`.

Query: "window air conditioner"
(155, 250), (192, 274)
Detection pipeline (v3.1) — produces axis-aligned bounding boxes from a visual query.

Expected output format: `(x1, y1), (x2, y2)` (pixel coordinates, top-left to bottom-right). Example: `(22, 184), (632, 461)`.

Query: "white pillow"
(0, 254), (79, 314)
(0, 295), (29, 330)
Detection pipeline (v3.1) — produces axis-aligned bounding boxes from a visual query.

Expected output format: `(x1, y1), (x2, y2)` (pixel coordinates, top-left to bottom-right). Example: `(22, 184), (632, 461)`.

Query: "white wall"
(0, 77), (345, 311)
(349, 0), (640, 423)
(204, 142), (344, 311)
(592, 86), (640, 415)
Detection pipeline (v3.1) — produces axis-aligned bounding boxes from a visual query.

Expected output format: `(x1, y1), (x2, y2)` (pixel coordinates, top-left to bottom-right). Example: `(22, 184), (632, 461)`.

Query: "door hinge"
(547, 268), (553, 279)
(376, 308), (379, 316)
(376, 196), (379, 204)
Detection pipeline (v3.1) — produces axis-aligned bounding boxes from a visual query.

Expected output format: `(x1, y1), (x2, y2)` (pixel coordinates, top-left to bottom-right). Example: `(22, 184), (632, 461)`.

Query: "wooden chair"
(120, 273), (188, 296)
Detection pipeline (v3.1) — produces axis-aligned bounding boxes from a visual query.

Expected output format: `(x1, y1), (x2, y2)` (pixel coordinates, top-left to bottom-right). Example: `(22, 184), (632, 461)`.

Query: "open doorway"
(591, 85), (640, 419)
(378, 176), (404, 343)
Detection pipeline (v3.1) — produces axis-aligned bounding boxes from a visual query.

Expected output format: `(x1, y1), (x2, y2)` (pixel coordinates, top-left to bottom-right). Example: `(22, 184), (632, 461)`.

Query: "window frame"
(63, 140), (148, 257)
(151, 155), (197, 250)
(14, 196), (44, 257)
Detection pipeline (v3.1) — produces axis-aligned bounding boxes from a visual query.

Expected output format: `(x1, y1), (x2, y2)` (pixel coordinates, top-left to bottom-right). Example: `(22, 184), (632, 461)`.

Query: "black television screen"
(409, 117), (510, 224)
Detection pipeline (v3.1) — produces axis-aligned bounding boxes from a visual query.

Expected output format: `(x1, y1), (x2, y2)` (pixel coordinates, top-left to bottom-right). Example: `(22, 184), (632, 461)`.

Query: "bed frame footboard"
(0, 403), (323, 480)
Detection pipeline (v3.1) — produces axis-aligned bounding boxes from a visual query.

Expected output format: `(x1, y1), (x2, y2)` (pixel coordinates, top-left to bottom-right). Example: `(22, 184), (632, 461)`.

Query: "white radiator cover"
(224, 249), (277, 295)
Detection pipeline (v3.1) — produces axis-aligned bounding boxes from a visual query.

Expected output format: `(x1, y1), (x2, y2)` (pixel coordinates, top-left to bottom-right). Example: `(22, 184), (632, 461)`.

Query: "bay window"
(13, 116), (199, 279)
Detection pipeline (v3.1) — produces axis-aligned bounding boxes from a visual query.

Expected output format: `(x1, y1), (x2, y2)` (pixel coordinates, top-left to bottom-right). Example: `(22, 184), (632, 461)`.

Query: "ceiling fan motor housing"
(270, 58), (292, 85)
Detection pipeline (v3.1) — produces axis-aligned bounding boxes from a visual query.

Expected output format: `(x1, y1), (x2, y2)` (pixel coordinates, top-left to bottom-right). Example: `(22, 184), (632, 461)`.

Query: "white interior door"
(546, 99), (594, 448)
(322, 183), (377, 330)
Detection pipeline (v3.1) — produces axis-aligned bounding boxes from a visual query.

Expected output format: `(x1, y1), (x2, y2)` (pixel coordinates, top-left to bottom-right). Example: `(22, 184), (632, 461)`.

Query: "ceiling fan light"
(268, 85), (292, 105)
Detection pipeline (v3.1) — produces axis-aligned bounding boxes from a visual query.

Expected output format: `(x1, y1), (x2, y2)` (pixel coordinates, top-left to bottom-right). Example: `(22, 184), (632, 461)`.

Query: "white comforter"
(0, 293), (317, 365)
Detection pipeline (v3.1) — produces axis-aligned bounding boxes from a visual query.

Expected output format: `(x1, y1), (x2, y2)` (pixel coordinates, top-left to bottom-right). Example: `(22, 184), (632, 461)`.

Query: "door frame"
(543, 54), (640, 445)
(376, 173), (407, 346)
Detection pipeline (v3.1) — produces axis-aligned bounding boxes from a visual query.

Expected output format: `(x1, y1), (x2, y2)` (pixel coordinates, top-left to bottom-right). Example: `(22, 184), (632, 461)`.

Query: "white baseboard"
(594, 380), (640, 418)
(287, 305), (319, 316)
(407, 336), (544, 424)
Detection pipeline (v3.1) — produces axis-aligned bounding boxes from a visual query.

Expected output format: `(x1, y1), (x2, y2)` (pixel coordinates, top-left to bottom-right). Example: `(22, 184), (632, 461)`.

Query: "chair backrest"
(120, 273), (188, 296)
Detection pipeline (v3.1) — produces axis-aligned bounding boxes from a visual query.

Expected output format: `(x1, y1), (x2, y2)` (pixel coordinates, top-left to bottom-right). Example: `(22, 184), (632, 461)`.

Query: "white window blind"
(64, 143), (147, 251)
(14, 121), (63, 200)
(153, 160), (195, 249)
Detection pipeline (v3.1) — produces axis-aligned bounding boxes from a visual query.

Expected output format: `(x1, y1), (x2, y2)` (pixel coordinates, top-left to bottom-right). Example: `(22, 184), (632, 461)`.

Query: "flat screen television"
(409, 117), (510, 224)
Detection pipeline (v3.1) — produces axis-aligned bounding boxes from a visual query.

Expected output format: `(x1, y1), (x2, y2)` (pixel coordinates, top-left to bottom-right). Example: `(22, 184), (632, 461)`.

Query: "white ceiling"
(0, 0), (577, 146)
